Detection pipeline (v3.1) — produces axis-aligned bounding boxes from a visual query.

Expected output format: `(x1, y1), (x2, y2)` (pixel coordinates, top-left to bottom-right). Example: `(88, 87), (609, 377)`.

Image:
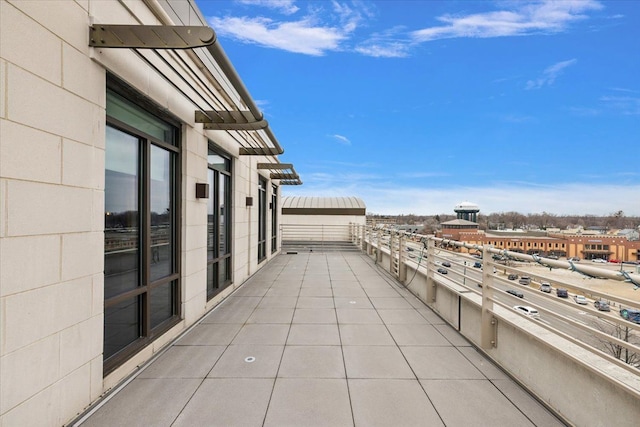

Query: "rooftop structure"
(454, 201), (480, 222)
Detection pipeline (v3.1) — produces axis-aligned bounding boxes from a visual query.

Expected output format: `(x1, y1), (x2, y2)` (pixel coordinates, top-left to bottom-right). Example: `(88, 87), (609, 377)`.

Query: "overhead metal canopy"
(89, 24), (287, 157)
(89, 25), (215, 49)
(258, 163), (302, 185)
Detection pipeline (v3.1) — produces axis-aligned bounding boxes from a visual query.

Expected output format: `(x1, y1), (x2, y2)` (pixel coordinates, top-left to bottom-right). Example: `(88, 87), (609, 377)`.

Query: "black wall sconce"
(195, 183), (209, 199)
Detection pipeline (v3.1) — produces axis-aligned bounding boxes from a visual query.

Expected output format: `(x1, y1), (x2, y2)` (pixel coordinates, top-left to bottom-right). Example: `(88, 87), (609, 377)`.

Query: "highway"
(402, 247), (634, 353)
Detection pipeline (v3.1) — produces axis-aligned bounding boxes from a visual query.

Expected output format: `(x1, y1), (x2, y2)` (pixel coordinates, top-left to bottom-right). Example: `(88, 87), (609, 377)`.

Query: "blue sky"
(196, 0), (640, 216)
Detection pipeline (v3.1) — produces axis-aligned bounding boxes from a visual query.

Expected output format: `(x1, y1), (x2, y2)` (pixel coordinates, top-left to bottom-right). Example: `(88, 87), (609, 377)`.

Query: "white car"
(513, 305), (540, 318)
(574, 295), (588, 305)
(591, 258), (607, 263)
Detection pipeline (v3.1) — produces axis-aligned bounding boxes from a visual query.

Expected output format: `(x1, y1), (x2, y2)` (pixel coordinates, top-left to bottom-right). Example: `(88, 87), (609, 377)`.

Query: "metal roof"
(282, 197), (366, 215)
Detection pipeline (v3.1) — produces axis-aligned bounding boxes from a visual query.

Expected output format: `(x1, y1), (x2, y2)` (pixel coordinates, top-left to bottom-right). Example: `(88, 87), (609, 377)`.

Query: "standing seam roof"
(282, 196), (366, 210)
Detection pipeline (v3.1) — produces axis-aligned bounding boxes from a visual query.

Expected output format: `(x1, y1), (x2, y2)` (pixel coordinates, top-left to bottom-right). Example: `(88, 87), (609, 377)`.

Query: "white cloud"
(411, 0), (602, 42)
(283, 182), (640, 216)
(525, 59), (577, 90)
(236, 0), (299, 15)
(208, 16), (348, 55)
(330, 134), (351, 145)
(599, 95), (640, 115)
(355, 42), (411, 58)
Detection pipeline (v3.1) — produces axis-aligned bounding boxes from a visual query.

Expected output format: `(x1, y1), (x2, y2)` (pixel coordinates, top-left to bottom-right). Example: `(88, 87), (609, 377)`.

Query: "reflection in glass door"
(104, 86), (180, 373)
(207, 148), (232, 299)
(271, 185), (278, 253)
(258, 177), (267, 262)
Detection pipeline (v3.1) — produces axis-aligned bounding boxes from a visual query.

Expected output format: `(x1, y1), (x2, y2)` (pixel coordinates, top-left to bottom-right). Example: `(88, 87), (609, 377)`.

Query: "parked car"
(556, 288), (568, 298)
(620, 308), (640, 324)
(513, 305), (540, 318)
(437, 267), (448, 274)
(592, 258), (607, 263)
(546, 255), (559, 260)
(608, 259), (621, 263)
(441, 261), (451, 267)
(594, 300), (610, 311)
(518, 276), (531, 285)
(574, 295), (588, 305)
(506, 289), (524, 298)
(508, 274), (518, 280)
(473, 261), (482, 268)
(540, 283), (552, 293)
(568, 257), (580, 262)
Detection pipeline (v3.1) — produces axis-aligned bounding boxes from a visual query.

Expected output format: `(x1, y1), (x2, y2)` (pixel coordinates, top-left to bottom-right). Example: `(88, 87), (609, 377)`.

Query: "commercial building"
(0, 0), (300, 424)
(437, 204), (640, 261)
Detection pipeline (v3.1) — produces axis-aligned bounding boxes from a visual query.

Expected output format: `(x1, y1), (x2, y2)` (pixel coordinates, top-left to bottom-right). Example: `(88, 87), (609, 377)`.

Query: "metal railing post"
(389, 233), (396, 274)
(425, 238), (436, 303)
(398, 233), (407, 282)
(480, 245), (497, 349)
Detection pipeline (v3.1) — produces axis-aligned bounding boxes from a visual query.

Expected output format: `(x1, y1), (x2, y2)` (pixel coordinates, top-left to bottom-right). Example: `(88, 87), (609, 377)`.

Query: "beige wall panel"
(63, 43), (105, 106)
(0, 121), (62, 184)
(7, 180), (93, 236)
(62, 140), (103, 189)
(182, 267), (207, 304)
(8, 0), (89, 53)
(0, 235), (61, 297)
(0, 383), (58, 427)
(0, 334), (60, 414)
(0, 2), (62, 85)
(2, 277), (92, 354)
(59, 316), (102, 377)
(0, 60), (6, 119)
(57, 363), (93, 426)
(184, 223), (207, 253)
(7, 65), (102, 145)
(183, 246), (206, 282)
(61, 232), (103, 281)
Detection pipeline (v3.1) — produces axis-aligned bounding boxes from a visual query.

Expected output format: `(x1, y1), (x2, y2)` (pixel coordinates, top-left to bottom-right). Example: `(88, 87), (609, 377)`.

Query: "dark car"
(594, 300), (610, 311)
(441, 261), (451, 267)
(437, 268), (448, 274)
(620, 308), (640, 324)
(506, 289), (524, 298)
(473, 261), (482, 268)
(508, 274), (518, 280)
(556, 288), (568, 298)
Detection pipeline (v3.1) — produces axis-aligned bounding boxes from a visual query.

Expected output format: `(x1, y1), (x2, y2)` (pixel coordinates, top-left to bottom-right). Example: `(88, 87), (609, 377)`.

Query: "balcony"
(75, 249), (564, 426)
(74, 225), (640, 426)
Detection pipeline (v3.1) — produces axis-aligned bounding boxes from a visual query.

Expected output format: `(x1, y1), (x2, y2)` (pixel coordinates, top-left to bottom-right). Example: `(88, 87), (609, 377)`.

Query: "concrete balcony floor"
(80, 252), (565, 427)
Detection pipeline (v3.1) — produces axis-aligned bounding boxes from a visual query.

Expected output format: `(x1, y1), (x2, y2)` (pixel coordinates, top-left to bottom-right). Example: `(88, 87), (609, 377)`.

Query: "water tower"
(454, 202), (480, 223)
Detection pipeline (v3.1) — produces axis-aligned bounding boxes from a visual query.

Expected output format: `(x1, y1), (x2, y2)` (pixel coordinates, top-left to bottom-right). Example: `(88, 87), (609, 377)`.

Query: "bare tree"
(591, 319), (640, 368)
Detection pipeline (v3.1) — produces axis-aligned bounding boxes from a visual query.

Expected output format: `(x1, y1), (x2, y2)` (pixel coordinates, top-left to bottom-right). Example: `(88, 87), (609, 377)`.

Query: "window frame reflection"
(104, 81), (181, 375)
(206, 146), (232, 300)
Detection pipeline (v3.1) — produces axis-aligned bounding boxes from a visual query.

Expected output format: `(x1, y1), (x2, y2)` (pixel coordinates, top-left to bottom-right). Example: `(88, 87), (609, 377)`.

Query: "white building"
(280, 197), (366, 245)
(0, 0), (300, 424)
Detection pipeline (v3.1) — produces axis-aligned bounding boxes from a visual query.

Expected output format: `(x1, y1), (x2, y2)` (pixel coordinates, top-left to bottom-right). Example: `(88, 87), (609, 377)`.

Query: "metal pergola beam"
(195, 110), (269, 130)
(89, 25), (215, 49)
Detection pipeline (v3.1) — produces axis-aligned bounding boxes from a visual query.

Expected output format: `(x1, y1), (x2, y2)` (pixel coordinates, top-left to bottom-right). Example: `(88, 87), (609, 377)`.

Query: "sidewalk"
(79, 252), (564, 426)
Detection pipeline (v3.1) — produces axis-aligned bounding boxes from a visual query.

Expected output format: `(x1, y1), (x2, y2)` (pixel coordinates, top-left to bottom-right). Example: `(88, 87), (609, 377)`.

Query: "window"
(207, 148), (232, 299)
(258, 177), (267, 262)
(271, 185), (278, 253)
(104, 85), (180, 373)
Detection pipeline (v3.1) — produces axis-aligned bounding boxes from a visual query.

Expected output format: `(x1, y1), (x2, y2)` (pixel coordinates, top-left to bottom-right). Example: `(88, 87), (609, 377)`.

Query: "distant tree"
(591, 319), (640, 368)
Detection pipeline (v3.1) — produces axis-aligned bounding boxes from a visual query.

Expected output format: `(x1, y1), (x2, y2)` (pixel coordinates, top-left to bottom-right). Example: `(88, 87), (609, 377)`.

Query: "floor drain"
(244, 356), (256, 363)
